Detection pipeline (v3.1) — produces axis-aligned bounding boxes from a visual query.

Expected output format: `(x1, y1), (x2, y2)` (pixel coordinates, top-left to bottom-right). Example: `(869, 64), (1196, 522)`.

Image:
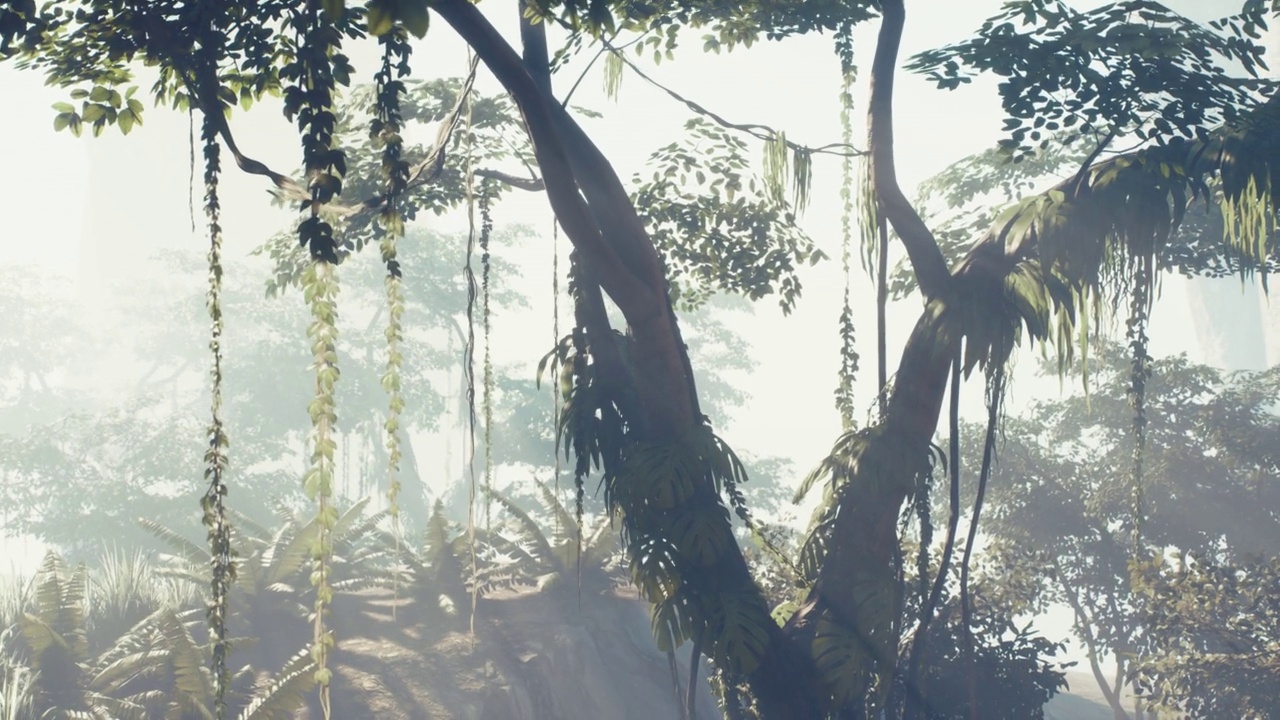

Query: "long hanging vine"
(461, 60), (481, 636)
(834, 23), (859, 431)
(301, 260), (341, 716)
(849, 6), (889, 418)
(196, 28), (234, 717)
(283, 2), (349, 713)
(564, 256), (593, 589)
(371, 27), (412, 616)
(549, 220), (571, 566)
(480, 184), (494, 533)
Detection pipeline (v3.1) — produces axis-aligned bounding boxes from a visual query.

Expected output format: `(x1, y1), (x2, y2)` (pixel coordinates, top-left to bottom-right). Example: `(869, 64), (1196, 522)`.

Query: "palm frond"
(484, 487), (558, 573)
(235, 648), (313, 720)
(137, 520), (209, 565)
(532, 478), (579, 549)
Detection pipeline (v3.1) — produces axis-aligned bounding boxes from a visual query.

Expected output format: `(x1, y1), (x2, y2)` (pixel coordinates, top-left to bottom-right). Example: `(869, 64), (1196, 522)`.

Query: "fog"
(2, 2), (1278, 718)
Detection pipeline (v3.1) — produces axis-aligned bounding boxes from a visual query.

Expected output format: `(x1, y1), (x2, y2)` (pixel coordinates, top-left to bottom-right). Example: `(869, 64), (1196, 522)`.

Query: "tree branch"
(601, 40), (867, 159)
(439, 5), (820, 715)
(474, 167), (544, 191)
(869, 0), (951, 299)
(432, 0), (656, 323)
(174, 43), (479, 224)
(1058, 563), (1128, 717)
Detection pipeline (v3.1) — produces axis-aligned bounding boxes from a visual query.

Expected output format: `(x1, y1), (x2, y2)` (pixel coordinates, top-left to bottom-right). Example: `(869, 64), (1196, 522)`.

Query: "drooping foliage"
(370, 24), (413, 614)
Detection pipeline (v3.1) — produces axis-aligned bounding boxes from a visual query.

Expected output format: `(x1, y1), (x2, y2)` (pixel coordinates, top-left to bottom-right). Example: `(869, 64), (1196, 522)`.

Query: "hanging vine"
(875, 217), (889, 416)
(834, 24), (859, 431)
(196, 43), (234, 720)
(550, 220), (571, 567)
(480, 183), (494, 533)
(562, 256), (594, 594)
(300, 259), (341, 718)
(1126, 258), (1153, 553)
(371, 27), (412, 616)
(461, 59), (481, 635)
(282, 2), (350, 713)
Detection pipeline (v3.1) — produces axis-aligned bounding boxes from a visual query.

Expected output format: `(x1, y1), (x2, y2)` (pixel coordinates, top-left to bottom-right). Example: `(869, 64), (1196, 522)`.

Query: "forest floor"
(294, 584), (717, 719)
(1045, 669), (1137, 720)
(283, 585), (1124, 719)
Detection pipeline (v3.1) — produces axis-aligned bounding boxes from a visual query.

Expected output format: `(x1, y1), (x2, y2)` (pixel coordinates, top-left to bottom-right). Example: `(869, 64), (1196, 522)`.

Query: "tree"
(974, 345), (1280, 719)
(5, 0), (1280, 717)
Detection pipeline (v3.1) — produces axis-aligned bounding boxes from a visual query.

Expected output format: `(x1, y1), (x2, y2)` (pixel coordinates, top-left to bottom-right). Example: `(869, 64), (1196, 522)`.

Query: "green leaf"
(812, 614), (866, 704)
(399, 0), (430, 39)
(670, 507), (732, 565)
(651, 595), (693, 652)
(366, 0), (394, 36)
(706, 593), (770, 675)
(81, 104), (105, 123)
(320, 0), (345, 21)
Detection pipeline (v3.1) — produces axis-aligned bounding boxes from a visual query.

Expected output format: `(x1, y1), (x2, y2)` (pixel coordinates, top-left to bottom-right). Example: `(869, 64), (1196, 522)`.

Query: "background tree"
(974, 344), (1280, 718)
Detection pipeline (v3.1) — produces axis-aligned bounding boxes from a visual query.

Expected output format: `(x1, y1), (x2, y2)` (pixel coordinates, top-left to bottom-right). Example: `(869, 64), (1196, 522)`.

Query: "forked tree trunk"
(431, 0), (997, 716)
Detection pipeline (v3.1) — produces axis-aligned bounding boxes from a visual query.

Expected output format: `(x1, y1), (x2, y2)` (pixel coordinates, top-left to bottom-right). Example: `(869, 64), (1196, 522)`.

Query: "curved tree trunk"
(780, 3), (963, 708)
(432, 1), (823, 715)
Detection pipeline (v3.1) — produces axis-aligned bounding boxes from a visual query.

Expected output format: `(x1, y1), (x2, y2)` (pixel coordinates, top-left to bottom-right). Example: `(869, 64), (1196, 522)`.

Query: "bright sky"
(1, 0), (1277, 695)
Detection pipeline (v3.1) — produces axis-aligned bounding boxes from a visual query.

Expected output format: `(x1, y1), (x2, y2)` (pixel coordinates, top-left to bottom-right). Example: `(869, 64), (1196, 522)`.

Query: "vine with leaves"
(196, 41), (234, 720)
(1126, 260), (1153, 555)
(480, 183), (495, 533)
(371, 26), (412, 615)
(282, 3), (351, 713)
(834, 22), (859, 431)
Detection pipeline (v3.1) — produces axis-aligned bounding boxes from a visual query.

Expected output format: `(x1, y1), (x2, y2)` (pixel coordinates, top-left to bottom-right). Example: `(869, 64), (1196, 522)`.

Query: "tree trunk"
(432, 2), (823, 715)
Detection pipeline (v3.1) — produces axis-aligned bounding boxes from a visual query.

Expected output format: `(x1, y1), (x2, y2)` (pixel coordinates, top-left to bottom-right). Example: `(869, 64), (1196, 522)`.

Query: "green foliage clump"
(1133, 552), (1280, 718)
